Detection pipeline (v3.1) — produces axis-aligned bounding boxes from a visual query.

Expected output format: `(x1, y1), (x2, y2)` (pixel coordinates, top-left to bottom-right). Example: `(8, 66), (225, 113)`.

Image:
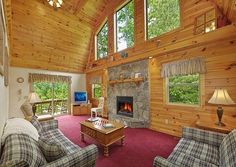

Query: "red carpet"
(56, 115), (179, 167)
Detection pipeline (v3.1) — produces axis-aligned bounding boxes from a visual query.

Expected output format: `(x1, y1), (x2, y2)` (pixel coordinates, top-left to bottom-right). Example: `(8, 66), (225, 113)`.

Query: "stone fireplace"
(117, 96), (133, 118)
(107, 60), (149, 128)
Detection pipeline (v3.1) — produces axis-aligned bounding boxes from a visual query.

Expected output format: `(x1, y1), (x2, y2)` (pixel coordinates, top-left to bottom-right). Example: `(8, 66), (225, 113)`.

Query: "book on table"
(103, 123), (114, 128)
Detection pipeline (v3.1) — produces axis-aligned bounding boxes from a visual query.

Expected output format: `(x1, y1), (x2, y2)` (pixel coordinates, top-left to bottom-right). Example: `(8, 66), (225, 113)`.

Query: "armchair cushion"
(167, 151), (218, 167)
(182, 127), (226, 147)
(171, 138), (219, 165)
(38, 137), (67, 162)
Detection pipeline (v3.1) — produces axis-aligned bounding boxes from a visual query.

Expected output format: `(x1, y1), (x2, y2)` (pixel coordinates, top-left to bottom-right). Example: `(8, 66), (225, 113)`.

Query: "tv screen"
(74, 92), (87, 103)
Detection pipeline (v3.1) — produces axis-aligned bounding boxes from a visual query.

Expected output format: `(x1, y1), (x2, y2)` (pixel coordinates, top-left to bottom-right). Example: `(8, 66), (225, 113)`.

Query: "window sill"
(164, 102), (202, 110)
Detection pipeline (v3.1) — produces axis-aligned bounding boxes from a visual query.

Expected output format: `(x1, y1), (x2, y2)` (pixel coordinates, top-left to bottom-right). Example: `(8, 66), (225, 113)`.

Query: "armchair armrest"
(44, 144), (98, 167)
(153, 157), (176, 167)
(40, 119), (58, 131)
(182, 127), (226, 147)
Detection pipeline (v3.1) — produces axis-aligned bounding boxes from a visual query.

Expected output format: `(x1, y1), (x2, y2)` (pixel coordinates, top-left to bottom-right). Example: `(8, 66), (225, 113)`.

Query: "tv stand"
(71, 103), (92, 116)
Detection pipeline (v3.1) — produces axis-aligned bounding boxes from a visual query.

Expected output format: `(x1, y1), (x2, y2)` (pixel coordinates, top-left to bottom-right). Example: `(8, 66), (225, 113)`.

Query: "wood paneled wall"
(86, 0), (236, 136)
(11, 0), (92, 73)
(149, 39), (236, 137)
(86, 69), (108, 117)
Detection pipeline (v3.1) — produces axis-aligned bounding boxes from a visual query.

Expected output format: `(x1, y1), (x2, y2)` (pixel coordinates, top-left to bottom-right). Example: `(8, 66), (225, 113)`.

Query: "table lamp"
(208, 89), (235, 126)
(28, 92), (41, 115)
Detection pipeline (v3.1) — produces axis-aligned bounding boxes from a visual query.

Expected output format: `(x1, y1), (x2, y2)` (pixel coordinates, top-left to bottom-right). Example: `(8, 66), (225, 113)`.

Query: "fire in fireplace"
(117, 96), (133, 117)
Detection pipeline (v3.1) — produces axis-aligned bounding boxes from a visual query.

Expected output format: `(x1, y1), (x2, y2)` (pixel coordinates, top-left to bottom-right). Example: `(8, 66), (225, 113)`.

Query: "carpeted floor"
(56, 115), (179, 167)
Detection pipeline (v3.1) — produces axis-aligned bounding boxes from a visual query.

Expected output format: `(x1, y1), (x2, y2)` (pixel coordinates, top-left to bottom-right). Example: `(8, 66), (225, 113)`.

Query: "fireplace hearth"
(117, 96), (133, 117)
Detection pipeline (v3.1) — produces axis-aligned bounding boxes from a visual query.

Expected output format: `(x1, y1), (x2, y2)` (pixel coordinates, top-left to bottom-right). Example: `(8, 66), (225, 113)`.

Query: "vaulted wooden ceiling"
(6, 0), (236, 73)
(10, 0), (114, 73)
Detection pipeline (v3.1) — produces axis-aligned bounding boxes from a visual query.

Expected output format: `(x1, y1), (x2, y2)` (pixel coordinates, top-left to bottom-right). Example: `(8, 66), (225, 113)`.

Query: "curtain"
(161, 57), (206, 78)
(29, 73), (72, 84)
(29, 73), (72, 114)
(90, 76), (102, 84)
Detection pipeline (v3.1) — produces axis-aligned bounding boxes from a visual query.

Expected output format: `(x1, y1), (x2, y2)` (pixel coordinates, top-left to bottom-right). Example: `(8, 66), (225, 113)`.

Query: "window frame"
(145, 0), (181, 40)
(166, 74), (201, 107)
(95, 20), (108, 60)
(92, 83), (102, 99)
(115, 0), (134, 52)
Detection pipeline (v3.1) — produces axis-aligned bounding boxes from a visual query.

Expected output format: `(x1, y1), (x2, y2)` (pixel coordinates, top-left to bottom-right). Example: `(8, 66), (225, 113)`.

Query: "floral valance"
(161, 57), (206, 78)
(29, 73), (72, 84)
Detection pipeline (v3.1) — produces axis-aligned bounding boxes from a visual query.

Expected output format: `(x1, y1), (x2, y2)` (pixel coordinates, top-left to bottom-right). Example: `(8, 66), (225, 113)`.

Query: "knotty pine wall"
(86, 69), (108, 117)
(11, 0), (92, 73)
(86, 0), (236, 136)
(149, 39), (236, 137)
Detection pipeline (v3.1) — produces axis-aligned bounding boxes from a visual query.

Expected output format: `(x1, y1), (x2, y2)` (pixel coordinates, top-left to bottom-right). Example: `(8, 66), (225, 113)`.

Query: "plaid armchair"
(153, 127), (236, 167)
(0, 119), (98, 167)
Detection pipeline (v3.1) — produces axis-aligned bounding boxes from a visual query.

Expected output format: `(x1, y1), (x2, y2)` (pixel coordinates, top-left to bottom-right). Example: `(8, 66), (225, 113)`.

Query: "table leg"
(81, 133), (85, 142)
(104, 146), (109, 157)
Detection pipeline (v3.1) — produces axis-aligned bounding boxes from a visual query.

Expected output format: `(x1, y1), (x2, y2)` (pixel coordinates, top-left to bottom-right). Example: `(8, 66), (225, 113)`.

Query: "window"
(33, 82), (69, 115)
(195, 9), (216, 35)
(167, 74), (200, 105)
(96, 22), (108, 60)
(116, 0), (134, 51)
(92, 84), (102, 98)
(146, 0), (180, 39)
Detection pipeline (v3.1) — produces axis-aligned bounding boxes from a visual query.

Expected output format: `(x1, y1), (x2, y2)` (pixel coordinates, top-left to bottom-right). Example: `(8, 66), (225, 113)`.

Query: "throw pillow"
(38, 137), (67, 162)
(30, 116), (44, 134)
(20, 101), (34, 119)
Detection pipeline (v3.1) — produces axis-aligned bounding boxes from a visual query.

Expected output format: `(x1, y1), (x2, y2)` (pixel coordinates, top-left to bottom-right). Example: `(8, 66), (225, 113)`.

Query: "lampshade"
(28, 92), (41, 104)
(208, 89), (235, 105)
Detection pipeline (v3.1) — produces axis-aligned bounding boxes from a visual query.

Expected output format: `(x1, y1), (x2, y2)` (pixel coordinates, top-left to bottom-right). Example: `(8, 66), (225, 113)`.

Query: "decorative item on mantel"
(135, 73), (142, 78)
(120, 51), (128, 58)
(208, 89), (235, 127)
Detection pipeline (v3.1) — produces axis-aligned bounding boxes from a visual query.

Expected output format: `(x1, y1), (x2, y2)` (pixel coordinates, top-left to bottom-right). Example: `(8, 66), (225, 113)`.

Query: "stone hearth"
(107, 60), (149, 128)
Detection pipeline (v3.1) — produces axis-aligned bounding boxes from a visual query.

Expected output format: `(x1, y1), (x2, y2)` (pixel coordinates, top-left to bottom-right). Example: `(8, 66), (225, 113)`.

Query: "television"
(74, 91), (87, 104)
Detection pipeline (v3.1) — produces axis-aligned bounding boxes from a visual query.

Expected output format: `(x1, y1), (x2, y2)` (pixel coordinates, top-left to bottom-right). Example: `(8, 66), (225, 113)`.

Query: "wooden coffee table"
(80, 117), (125, 156)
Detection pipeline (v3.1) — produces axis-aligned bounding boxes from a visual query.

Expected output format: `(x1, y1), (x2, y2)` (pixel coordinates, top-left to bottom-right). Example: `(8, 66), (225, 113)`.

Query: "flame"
(122, 102), (132, 112)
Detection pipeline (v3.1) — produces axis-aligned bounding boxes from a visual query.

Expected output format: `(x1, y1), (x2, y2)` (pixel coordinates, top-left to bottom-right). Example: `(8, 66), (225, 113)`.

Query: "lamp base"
(215, 106), (225, 127)
(215, 122), (225, 127)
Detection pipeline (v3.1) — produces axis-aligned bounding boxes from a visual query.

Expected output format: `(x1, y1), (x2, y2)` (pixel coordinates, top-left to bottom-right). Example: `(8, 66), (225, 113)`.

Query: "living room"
(0, 0), (236, 166)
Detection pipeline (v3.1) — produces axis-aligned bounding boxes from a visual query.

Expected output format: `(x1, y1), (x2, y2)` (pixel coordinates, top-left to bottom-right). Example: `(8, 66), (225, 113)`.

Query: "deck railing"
(34, 99), (68, 115)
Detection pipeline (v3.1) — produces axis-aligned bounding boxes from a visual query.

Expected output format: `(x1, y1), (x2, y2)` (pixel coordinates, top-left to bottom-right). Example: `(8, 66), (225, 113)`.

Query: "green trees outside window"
(33, 82), (68, 115)
(168, 74), (200, 105)
(147, 0), (180, 39)
(92, 84), (102, 98)
(97, 22), (108, 59)
(116, 0), (134, 51)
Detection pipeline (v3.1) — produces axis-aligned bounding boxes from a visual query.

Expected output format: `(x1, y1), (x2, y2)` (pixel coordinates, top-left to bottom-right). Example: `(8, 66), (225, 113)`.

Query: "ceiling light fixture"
(47, 0), (63, 8)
